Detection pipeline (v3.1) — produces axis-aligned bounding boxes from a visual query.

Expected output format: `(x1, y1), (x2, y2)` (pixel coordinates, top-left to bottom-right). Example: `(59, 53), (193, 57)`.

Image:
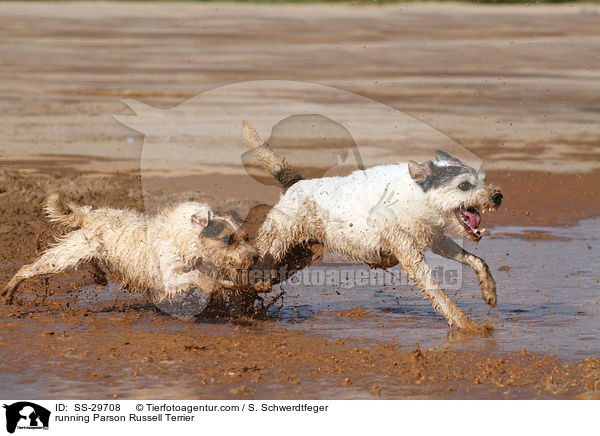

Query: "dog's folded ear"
(191, 209), (212, 227)
(408, 160), (435, 184)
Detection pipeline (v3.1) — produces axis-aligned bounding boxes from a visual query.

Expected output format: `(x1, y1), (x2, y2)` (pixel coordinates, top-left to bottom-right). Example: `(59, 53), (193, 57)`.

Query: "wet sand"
(1, 2), (599, 399)
(2, 307), (599, 400)
(1, 2), (600, 172)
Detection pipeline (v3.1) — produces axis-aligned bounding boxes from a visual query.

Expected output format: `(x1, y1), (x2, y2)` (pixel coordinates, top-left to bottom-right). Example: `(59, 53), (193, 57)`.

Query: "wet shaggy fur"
(242, 121), (503, 332)
(1, 196), (257, 305)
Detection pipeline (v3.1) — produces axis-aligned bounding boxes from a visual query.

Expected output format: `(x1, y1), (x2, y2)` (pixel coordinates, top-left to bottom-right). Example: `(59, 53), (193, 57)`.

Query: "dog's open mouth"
(455, 206), (485, 238)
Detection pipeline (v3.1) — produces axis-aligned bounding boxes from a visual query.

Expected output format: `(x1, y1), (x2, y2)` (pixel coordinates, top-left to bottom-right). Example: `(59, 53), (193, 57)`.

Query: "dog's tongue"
(463, 209), (481, 230)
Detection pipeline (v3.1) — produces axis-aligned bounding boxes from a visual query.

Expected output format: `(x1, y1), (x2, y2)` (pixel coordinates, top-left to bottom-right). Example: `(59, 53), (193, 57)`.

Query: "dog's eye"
(458, 182), (472, 191)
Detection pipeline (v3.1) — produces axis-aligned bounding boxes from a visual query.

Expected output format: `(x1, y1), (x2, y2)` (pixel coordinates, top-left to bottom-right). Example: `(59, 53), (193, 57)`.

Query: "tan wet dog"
(1, 195), (257, 313)
(242, 121), (502, 332)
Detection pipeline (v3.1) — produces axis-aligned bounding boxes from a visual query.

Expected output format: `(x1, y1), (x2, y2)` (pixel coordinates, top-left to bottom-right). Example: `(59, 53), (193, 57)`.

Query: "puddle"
(269, 218), (600, 359)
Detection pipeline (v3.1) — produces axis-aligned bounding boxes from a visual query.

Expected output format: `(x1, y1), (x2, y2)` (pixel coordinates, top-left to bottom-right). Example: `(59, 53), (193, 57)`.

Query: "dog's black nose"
(492, 192), (503, 206)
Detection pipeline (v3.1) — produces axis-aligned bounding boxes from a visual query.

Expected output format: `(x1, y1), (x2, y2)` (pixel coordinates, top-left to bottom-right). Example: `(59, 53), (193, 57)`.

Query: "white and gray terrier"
(1, 195), (257, 309)
(242, 121), (502, 332)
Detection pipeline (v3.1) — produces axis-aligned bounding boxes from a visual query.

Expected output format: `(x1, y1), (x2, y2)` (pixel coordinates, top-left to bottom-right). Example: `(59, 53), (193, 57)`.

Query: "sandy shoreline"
(1, 2), (600, 174)
(2, 1), (599, 226)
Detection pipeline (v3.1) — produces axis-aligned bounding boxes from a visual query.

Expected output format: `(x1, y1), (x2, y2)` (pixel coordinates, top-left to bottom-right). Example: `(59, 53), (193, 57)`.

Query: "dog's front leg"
(430, 234), (496, 306)
(390, 235), (484, 332)
(161, 266), (221, 299)
(155, 268), (222, 318)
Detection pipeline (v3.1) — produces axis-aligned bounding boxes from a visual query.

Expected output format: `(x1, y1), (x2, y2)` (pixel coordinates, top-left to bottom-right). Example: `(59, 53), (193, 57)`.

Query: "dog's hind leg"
(430, 234), (496, 306)
(1, 230), (100, 304)
(390, 235), (485, 332)
(256, 214), (295, 262)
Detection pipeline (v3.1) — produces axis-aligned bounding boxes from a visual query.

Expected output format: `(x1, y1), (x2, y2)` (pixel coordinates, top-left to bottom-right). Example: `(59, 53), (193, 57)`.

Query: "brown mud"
(2, 307), (600, 400)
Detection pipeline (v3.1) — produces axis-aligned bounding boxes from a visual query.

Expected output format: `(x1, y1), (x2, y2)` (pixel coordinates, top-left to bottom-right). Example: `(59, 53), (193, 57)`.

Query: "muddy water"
(273, 218), (600, 359)
(0, 220), (598, 399)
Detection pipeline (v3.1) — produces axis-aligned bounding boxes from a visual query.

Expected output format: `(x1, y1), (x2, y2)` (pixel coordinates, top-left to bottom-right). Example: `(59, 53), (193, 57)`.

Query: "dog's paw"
(479, 276), (497, 307)
(1, 283), (19, 305)
(90, 272), (108, 286)
(450, 323), (494, 339)
(454, 315), (494, 336)
(1, 293), (14, 305)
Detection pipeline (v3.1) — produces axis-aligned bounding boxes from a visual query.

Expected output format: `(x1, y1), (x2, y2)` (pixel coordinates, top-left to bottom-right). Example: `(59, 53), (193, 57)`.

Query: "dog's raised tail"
(242, 121), (303, 190)
(45, 194), (89, 229)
